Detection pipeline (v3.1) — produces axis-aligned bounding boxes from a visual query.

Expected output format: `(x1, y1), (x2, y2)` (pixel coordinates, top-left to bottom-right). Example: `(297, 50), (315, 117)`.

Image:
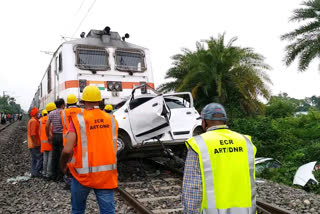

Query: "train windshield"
(76, 46), (109, 71)
(115, 49), (146, 72)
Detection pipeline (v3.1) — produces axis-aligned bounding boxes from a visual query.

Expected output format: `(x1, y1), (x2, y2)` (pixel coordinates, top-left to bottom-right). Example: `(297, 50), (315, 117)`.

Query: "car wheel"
(193, 126), (204, 136)
(117, 131), (131, 159)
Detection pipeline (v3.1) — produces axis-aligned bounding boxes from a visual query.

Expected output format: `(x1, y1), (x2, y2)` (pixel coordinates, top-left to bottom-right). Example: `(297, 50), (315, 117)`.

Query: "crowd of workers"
(0, 112), (22, 124)
(27, 85), (257, 214)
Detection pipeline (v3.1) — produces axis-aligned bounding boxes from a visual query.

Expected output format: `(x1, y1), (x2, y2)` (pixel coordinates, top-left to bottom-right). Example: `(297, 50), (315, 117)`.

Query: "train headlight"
(114, 83), (121, 91)
(107, 81), (122, 91)
(107, 83), (114, 91)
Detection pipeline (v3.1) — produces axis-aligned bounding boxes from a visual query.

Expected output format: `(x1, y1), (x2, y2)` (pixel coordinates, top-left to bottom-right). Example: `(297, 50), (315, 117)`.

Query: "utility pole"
(2, 91), (7, 97)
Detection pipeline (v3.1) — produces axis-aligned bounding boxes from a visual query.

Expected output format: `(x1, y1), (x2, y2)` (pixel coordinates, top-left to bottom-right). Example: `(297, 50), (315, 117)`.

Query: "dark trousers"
(52, 133), (63, 180)
(30, 147), (43, 177)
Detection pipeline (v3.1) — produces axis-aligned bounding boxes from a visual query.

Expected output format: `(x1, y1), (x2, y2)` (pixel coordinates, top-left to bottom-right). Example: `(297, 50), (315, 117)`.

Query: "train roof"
(63, 29), (148, 50)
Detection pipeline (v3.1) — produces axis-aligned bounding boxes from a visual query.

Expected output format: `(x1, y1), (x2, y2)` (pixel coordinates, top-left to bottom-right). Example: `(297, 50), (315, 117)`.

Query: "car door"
(128, 95), (171, 143)
(164, 92), (200, 140)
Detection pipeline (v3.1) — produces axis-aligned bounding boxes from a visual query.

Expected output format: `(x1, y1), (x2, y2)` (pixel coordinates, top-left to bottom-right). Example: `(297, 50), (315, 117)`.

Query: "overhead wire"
(74, 0), (86, 16)
(71, 0), (97, 38)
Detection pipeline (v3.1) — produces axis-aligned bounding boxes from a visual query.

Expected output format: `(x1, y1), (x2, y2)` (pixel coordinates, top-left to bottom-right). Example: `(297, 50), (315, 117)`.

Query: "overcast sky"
(1, 0), (319, 111)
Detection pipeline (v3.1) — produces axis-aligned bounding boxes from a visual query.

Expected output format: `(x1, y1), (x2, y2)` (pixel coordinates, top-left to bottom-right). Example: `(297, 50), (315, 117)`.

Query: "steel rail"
(117, 186), (154, 214)
(146, 158), (296, 214)
(257, 200), (296, 214)
(0, 121), (16, 133)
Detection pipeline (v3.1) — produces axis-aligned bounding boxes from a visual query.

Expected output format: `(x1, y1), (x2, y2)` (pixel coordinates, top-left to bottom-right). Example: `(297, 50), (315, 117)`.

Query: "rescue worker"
(60, 94), (83, 146)
(182, 103), (256, 213)
(46, 99), (65, 181)
(60, 94), (83, 189)
(27, 107), (43, 177)
(40, 108), (53, 180)
(60, 85), (118, 214)
(104, 104), (113, 114)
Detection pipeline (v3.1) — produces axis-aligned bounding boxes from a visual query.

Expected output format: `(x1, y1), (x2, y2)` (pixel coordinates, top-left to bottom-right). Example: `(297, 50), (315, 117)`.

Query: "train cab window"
(58, 52), (63, 72)
(47, 67), (52, 93)
(75, 46), (109, 71)
(115, 49), (146, 72)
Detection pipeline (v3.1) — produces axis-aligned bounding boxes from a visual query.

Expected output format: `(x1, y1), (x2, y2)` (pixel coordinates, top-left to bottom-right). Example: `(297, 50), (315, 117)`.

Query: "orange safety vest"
(68, 109), (118, 189)
(60, 107), (83, 146)
(39, 116), (53, 153)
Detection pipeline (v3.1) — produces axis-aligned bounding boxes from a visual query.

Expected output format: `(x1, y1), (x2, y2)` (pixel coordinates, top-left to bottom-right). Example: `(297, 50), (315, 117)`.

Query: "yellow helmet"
(81, 85), (102, 102)
(46, 102), (56, 112)
(41, 109), (48, 117)
(67, 94), (78, 104)
(104, 104), (113, 111)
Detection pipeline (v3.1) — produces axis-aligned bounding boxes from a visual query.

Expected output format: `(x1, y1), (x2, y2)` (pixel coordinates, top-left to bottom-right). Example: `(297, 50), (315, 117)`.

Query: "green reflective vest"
(186, 125), (256, 214)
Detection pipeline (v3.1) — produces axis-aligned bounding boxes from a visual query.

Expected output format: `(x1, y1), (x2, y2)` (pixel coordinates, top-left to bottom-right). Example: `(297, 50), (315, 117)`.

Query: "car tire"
(193, 126), (204, 136)
(117, 131), (131, 159)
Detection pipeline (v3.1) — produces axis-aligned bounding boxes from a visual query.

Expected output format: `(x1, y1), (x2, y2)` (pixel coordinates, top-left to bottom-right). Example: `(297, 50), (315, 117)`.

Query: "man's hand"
(48, 136), (53, 144)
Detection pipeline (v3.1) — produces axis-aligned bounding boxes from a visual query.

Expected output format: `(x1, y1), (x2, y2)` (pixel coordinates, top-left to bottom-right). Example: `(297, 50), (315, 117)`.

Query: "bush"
(230, 111), (320, 193)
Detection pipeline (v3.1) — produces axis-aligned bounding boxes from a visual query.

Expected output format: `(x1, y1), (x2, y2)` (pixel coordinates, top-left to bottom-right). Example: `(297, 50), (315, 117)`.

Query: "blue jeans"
(42, 151), (53, 177)
(30, 147), (43, 177)
(71, 178), (115, 214)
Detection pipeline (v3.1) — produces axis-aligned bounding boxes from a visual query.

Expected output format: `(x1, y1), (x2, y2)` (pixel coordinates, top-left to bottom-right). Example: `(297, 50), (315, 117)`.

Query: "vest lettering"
(213, 146), (244, 154)
(220, 140), (234, 145)
(95, 119), (104, 123)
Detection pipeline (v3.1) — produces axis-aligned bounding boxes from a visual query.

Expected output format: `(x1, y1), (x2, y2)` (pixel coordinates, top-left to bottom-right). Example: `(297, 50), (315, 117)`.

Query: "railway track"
(117, 158), (296, 214)
(0, 121), (16, 133)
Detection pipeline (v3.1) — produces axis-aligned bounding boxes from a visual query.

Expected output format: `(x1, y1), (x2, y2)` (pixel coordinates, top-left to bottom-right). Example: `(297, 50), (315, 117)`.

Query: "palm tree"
(158, 34), (272, 118)
(281, 0), (320, 71)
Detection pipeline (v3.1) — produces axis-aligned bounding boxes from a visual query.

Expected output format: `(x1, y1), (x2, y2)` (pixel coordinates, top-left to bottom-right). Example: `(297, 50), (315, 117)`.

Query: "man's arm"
(182, 147), (202, 213)
(60, 121), (76, 174)
(31, 136), (37, 146)
(30, 121), (40, 147)
(45, 117), (52, 142)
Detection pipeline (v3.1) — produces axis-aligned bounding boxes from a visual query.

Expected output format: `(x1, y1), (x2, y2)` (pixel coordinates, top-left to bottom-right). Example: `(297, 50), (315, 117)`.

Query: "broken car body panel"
(293, 161), (319, 187)
(128, 95), (170, 143)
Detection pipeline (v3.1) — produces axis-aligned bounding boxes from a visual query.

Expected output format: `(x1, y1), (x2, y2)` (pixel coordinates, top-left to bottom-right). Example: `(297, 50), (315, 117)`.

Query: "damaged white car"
(113, 84), (203, 158)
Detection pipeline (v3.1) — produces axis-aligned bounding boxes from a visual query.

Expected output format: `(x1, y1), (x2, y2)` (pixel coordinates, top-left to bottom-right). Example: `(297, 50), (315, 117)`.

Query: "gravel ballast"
(1, 120), (320, 213)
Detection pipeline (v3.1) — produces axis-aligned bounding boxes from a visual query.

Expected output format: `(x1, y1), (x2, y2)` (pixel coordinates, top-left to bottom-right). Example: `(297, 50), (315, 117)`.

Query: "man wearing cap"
(27, 107), (43, 177)
(60, 85), (118, 214)
(182, 103), (257, 214)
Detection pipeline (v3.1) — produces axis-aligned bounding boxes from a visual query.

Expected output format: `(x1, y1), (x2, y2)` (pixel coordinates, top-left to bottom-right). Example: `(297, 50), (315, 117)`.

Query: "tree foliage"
(231, 97), (320, 191)
(158, 34), (272, 118)
(0, 95), (22, 114)
(281, 0), (320, 71)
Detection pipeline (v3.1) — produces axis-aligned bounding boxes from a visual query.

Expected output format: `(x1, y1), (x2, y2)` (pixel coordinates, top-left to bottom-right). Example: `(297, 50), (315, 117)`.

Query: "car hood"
(293, 161), (319, 186)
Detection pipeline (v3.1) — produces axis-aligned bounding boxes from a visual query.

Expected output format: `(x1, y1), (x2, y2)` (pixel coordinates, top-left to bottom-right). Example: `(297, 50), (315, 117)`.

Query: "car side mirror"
(124, 108), (128, 113)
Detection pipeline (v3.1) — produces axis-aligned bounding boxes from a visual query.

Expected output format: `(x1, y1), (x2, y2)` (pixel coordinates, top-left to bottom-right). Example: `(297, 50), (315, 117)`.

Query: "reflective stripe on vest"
(39, 118), (42, 134)
(74, 113), (117, 175)
(193, 135), (256, 214)
(108, 113), (117, 157)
